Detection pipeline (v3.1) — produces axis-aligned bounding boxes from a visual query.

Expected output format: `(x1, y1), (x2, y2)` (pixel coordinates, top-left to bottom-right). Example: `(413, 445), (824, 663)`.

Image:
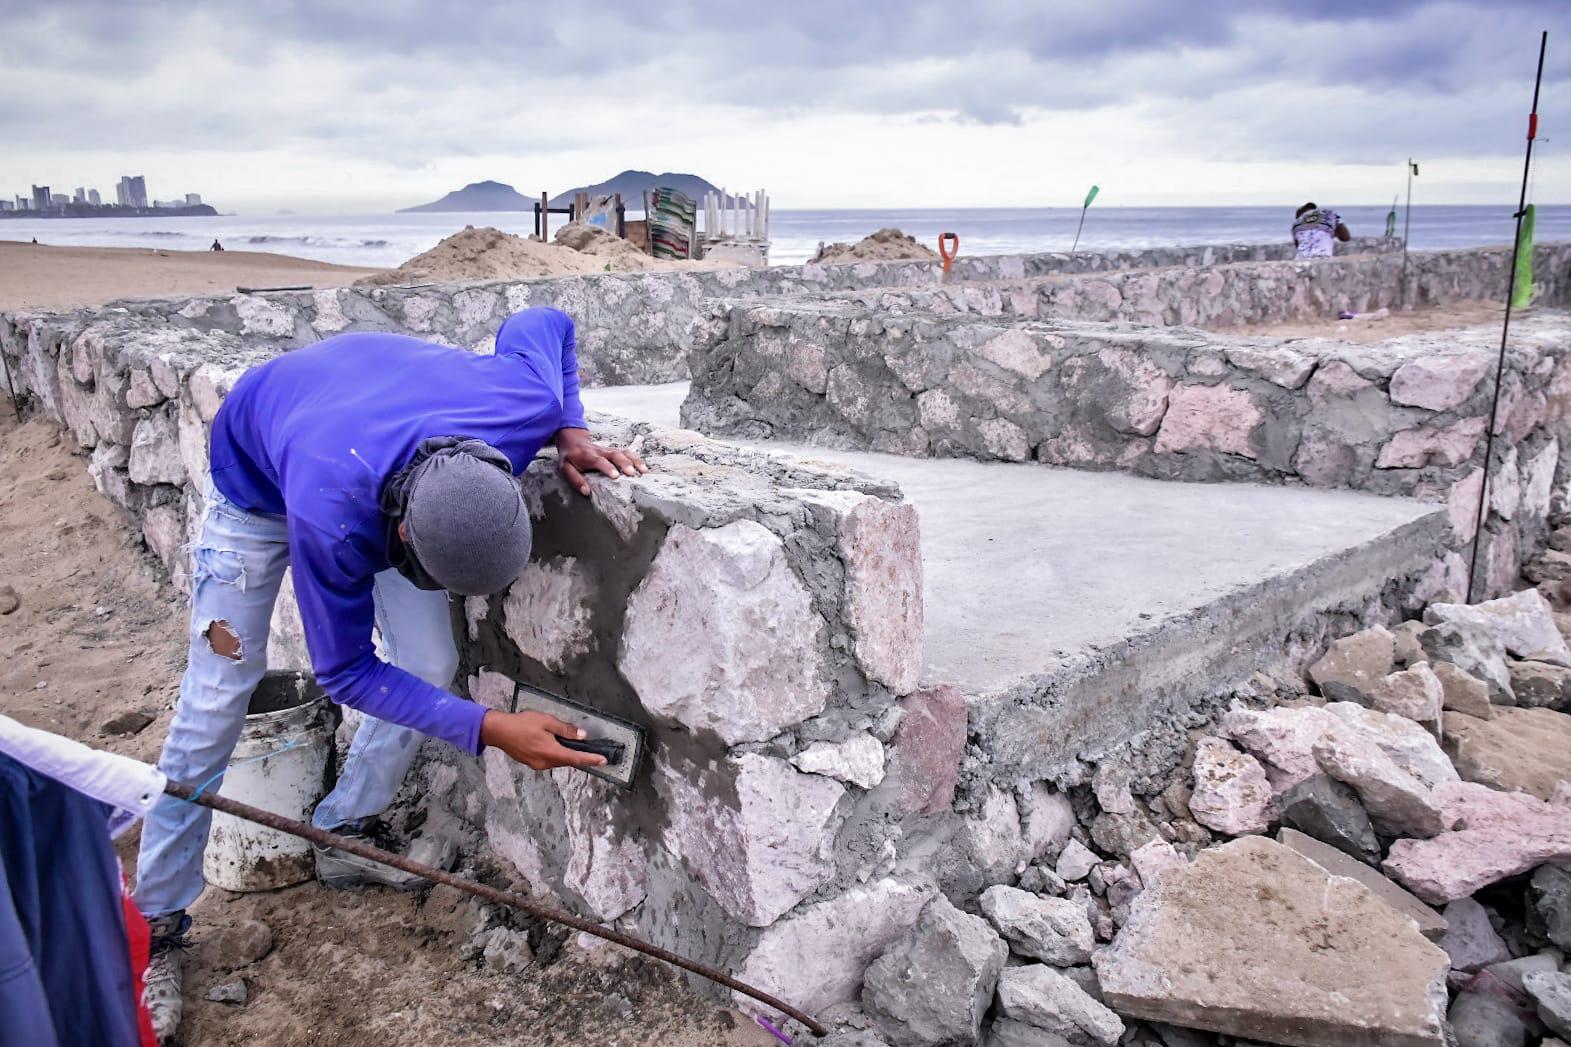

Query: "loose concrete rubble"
(995, 965), (1124, 1046)
(862, 896), (1006, 1046)
(8, 240), (1571, 1047)
(978, 886), (1094, 965)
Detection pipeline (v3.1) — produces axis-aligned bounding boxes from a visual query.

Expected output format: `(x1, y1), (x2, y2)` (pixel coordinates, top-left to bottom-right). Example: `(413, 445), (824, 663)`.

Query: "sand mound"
(357, 224), (682, 287)
(811, 228), (938, 264)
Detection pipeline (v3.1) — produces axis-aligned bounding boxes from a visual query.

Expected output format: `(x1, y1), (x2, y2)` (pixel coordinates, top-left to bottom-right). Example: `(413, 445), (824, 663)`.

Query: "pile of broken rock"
(814, 579), (1571, 1047)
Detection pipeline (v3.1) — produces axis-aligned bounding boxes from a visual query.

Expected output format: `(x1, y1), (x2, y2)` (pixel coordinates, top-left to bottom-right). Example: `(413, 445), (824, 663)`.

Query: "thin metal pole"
(1467, 29), (1548, 604)
(1071, 207), (1088, 254)
(1401, 159), (1414, 307)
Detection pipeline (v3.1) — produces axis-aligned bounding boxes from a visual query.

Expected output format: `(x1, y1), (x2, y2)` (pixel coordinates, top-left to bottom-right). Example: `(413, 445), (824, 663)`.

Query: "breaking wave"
(243, 235), (390, 248)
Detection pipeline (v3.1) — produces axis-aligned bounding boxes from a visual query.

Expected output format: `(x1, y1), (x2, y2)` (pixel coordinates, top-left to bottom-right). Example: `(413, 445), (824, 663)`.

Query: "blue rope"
(171, 737), (301, 805)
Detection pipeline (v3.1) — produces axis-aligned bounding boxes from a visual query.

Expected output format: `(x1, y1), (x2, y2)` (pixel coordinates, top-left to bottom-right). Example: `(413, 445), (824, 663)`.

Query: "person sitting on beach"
(132, 306), (647, 1044)
(209, 238), (224, 252)
(1292, 203), (1350, 259)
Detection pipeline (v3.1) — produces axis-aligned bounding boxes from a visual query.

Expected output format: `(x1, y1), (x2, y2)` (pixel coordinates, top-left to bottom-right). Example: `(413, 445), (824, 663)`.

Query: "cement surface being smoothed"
(585, 382), (1446, 697)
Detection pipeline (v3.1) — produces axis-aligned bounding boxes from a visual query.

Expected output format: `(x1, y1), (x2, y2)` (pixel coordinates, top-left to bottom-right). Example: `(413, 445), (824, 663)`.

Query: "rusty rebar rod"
(164, 779), (825, 1036)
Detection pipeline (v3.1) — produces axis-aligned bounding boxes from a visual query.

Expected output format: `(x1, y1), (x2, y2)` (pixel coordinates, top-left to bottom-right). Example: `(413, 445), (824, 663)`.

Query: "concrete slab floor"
(586, 382), (1445, 694)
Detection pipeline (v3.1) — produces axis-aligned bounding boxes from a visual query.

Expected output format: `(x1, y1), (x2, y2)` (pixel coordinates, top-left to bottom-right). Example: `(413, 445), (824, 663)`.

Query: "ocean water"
(1, 205), (1565, 268)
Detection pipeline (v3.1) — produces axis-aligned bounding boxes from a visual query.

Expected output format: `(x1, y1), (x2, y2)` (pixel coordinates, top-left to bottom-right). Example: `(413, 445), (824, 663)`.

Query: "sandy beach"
(0, 241), (382, 312)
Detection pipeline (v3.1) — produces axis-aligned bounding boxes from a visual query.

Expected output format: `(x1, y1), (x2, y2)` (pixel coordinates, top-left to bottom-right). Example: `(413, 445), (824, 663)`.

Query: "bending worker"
(132, 306), (645, 1044)
(1292, 201), (1351, 259)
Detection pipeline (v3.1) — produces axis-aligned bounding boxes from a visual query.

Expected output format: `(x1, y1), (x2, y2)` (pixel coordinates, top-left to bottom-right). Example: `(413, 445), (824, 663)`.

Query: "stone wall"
(685, 270), (1571, 600)
(0, 238), (1399, 394)
(0, 300), (982, 1016)
(733, 243), (1571, 332)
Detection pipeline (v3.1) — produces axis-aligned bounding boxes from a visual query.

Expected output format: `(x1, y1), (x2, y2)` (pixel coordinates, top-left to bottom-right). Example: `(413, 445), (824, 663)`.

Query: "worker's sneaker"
(143, 911), (191, 1047)
(312, 826), (451, 891)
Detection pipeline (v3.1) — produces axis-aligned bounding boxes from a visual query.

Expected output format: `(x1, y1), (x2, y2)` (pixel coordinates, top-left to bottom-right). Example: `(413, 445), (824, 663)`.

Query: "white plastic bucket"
(203, 671), (335, 891)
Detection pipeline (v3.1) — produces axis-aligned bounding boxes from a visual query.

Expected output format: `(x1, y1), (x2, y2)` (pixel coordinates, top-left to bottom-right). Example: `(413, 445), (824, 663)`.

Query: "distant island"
(0, 203), (218, 220)
(398, 180), (532, 213)
(398, 172), (730, 215)
(550, 170), (721, 207)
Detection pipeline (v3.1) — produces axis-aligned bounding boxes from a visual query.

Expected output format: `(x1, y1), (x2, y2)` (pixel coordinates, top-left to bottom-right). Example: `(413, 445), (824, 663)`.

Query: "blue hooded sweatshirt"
(207, 307), (586, 755)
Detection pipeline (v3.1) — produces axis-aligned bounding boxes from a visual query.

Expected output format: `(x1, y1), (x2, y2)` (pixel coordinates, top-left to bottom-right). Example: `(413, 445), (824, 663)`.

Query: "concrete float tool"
(510, 681), (647, 790)
(164, 774), (826, 1036)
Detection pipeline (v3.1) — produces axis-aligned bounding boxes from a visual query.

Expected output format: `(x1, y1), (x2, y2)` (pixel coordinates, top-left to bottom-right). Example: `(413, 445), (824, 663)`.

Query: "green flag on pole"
(1512, 203), (1535, 310)
(1071, 185), (1100, 254)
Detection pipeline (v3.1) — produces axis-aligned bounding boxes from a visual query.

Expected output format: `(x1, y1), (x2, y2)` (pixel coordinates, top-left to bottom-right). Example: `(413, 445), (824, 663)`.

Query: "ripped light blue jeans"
(133, 482), (459, 919)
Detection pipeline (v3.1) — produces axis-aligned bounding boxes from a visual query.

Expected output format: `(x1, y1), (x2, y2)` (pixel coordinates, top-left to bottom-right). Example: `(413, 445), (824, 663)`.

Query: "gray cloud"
(2, 0), (1566, 170)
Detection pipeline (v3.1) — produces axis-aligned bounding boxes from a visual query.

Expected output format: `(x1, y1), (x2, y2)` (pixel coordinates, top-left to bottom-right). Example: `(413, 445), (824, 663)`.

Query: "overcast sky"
(3, 1), (1567, 213)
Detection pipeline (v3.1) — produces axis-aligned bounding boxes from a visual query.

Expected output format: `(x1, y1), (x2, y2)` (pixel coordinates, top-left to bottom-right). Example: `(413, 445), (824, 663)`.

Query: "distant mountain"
(549, 170), (724, 208)
(398, 180), (533, 213)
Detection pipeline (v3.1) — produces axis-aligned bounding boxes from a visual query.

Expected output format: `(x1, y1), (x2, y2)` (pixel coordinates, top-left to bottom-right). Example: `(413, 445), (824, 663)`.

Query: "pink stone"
(1323, 702), (1458, 789)
(655, 752), (845, 926)
(1521, 441), (1560, 522)
(1489, 447), (1522, 520)
(1503, 385), (1547, 443)
(1188, 737), (1273, 835)
(1438, 897), (1511, 972)
(1383, 781), (1571, 904)
(618, 520), (829, 745)
(553, 768), (648, 920)
(886, 684), (968, 815)
(1022, 783), (1076, 858)
(1223, 347), (1316, 390)
(1220, 704), (1338, 794)
(467, 669), (515, 712)
(1129, 839), (1187, 888)
(1098, 347), (1174, 436)
(734, 878), (933, 1015)
(1483, 527), (1521, 601)
(1447, 469), (1486, 544)
(1294, 434), (1359, 487)
(1376, 417), (1486, 469)
(1426, 588), (1571, 666)
(128, 412), (183, 486)
(1388, 354), (1491, 411)
(484, 819), (553, 896)
(979, 417), (1031, 461)
(1370, 663), (1444, 733)
(501, 557), (596, 672)
(979, 329), (1052, 380)
(1313, 723), (1445, 839)
(794, 492), (925, 695)
(141, 504), (184, 570)
(1153, 384), (1261, 459)
(1308, 360), (1374, 401)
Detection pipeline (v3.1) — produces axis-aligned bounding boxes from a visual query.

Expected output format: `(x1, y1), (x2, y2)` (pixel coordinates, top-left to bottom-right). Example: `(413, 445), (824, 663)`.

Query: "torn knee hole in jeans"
(202, 619), (243, 662)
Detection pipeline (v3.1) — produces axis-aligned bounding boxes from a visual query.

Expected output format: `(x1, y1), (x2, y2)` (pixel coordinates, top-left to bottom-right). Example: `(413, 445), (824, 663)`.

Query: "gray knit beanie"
(391, 438), (532, 596)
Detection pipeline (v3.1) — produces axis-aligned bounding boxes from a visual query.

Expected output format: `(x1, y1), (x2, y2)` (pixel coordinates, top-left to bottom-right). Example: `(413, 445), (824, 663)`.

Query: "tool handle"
(558, 736), (625, 765)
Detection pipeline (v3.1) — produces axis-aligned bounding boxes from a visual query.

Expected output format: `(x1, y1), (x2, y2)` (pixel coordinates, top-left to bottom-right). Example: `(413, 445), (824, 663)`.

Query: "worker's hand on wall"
(556, 427), (649, 496)
(479, 710), (609, 771)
